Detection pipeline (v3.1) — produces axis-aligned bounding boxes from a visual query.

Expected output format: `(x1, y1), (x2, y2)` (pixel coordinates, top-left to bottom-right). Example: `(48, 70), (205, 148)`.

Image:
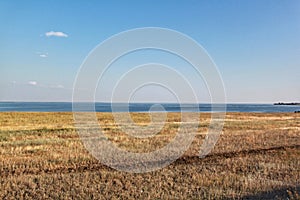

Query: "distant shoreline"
(274, 102), (300, 106)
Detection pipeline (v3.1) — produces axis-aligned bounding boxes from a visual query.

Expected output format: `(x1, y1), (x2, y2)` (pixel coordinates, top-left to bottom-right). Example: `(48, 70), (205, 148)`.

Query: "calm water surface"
(0, 102), (299, 113)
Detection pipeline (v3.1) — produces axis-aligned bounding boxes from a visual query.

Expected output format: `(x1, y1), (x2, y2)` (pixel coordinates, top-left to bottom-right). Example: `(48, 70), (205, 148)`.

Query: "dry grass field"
(0, 112), (299, 199)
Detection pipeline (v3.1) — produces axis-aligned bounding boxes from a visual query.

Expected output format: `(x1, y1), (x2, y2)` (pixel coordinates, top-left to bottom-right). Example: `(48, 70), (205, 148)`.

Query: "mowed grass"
(0, 112), (299, 199)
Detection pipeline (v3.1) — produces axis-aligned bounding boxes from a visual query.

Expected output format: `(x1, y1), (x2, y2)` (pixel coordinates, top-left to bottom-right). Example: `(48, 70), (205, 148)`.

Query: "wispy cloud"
(56, 84), (64, 89)
(39, 54), (48, 58)
(28, 81), (38, 86)
(10, 81), (69, 90)
(48, 84), (65, 89)
(45, 31), (68, 37)
(36, 52), (48, 58)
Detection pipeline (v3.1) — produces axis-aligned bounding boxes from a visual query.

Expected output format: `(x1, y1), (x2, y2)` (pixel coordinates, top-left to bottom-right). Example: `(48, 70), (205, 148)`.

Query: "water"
(0, 102), (299, 113)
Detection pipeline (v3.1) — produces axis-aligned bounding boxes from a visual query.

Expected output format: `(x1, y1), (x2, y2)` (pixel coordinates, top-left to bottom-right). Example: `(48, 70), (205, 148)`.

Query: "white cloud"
(39, 54), (48, 58)
(45, 31), (68, 37)
(28, 81), (38, 86)
(36, 52), (48, 58)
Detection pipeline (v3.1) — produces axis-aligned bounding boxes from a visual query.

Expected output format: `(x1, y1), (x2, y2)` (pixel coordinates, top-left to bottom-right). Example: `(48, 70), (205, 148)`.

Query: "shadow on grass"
(2, 144), (299, 177)
(240, 186), (300, 200)
(176, 144), (300, 165)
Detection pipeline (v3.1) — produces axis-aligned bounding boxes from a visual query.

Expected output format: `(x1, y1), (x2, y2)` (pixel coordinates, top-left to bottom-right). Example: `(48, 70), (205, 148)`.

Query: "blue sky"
(0, 0), (299, 103)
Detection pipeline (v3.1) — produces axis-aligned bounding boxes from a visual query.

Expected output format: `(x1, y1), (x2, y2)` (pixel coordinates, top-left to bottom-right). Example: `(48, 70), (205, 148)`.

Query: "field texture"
(0, 112), (299, 199)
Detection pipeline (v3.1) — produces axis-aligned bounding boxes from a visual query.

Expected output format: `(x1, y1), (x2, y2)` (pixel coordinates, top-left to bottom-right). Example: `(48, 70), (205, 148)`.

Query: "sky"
(0, 0), (299, 103)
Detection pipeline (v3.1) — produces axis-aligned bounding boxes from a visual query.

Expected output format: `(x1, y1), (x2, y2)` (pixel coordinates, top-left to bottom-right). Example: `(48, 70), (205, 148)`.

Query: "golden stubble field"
(0, 112), (299, 199)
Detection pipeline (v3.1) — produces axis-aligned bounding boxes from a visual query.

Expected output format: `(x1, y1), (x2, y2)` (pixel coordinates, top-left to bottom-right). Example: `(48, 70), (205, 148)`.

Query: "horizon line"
(1, 101), (298, 104)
